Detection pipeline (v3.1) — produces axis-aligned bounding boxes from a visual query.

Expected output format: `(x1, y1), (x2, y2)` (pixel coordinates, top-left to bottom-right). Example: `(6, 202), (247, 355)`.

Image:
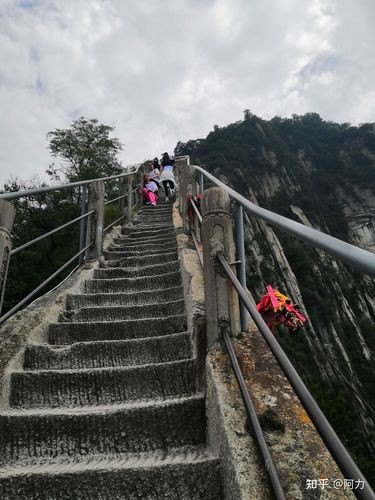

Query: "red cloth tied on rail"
(256, 285), (307, 334)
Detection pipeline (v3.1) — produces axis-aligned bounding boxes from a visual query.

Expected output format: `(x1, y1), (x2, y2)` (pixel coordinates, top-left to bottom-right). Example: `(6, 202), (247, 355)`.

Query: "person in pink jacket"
(140, 173), (158, 205)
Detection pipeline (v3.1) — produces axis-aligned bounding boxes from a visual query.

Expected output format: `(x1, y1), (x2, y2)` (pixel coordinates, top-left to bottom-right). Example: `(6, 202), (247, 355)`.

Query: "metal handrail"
(0, 164), (144, 323)
(0, 165), (142, 201)
(217, 253), (375, 500)
(220, 322), (286, 500)
(182, 164), (375, 498)
(0, 241), (94, 327)
(186, 196), (285, 498)
(105, 193), (127, 206)
(187, 164), (375, 278)
(190, 197), (203, 224)
(104, 214), (127, 233)
(10, 210), (95, 256)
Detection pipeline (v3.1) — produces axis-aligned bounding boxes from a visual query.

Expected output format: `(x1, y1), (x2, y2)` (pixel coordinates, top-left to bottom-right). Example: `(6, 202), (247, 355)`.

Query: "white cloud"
(0, 0), (374, 185)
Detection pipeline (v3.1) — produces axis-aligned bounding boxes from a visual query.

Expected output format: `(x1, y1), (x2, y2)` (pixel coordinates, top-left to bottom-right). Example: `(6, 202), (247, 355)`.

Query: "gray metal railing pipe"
(234, 203), (249, 331)
(0, 166), (142, 201)
(190, 165), (375, 278)
(190, 198), (203, 224)
(217, 252), (375, 500)
(11, 209), (95, 256)
(104, 193), (127, 206)
(78, 185), (88, 265)
(221, 324), (286, 500)
(0, 241), (94, 326)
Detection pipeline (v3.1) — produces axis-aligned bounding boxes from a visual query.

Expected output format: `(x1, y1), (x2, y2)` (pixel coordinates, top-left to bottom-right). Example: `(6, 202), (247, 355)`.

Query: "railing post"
(234, 203), (250, 331)
(78, 184), (87, 265)
(180, 165), (197, 234)
(127, 175), (133, 223)
(201, 187), (241, 347)
(85, 180), (105, 260)
(0, 200), (15, 316)
(174, 157), (187, 217)
(199, 172), (204, 195)
(119, 175), (126, 214)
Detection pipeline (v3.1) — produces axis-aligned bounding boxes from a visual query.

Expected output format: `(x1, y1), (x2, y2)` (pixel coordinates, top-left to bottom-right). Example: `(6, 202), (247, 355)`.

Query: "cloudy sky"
(1, 0), (374, 185)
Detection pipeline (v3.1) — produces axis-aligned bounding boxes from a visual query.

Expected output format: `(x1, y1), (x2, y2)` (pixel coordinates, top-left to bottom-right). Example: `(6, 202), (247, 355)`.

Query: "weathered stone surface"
(60, 299), (185, 322)
(24, 332), (192, 370)
(66, 285), (183, 309)
(85, 270), (181, 293)
(0, 451), (222, 500)
(0, 200), (223, 499)
(94, 260), (180, 278)
(48, 315), (187, 344)
(0, 395), (206, 466)
(10, 359), (198, 408)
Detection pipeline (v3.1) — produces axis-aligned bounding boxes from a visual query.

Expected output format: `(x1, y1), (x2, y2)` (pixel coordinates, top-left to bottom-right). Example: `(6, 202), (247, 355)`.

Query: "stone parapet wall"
(174, 203), (355, 499)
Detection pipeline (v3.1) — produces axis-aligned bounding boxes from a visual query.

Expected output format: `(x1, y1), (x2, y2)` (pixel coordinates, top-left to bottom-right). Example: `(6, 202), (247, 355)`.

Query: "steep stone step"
(0, 450), (222, 500)
(139, 205), (173, 213)
(112, 233), (176, 247)
(0, 395), (206, 467)
(10, 359), (198, 409)
(60, 300), (185, 322)
(105, 251), (178, 267)
(94, 261), (180, 279)
(48, 315), (187, 344)
(104, 245), (177, 259)
(86, 271), (181, 293)
(114, 232), (177, 245)
(66, 285), (183, 310)
(24, 332), (192, 370)
(110, 237), (177, 251)
(108, 238), (177, 254)
(122, 227), (176, 239)
(104, 249), (178, 267)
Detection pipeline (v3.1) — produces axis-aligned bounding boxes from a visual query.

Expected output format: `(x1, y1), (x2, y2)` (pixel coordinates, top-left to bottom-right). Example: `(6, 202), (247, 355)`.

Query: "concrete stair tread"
(87, 271), (181, 290)
(104, 248), (177, 260)
(25, 332), (192, 370)
(112, 234), (176, 245)
(0, 395), (206, 467)
(60, 299), (185, 322)
(48, 314), (187, 344)
(3, 393), (204, 417)
(66, 285), (183, 309)
(0, 445), (218, 477)
(109, 241), (177, 250)
(104, 248), (178, 267)
(105, 246), (176, 256)
(14, 357), (196, 375)
(94, 261), (180, 278)
(24, 333), (192, 370)
(10, 359), (198, 408)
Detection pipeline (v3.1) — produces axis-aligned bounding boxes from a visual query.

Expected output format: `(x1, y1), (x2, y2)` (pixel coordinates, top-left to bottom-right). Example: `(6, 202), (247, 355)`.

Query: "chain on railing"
(0, 164), (145, 324)
(175, 155), (375, 500)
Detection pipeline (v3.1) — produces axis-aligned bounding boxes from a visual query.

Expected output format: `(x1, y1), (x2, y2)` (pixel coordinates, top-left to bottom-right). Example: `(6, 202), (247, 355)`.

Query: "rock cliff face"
(175, 113), (375, 483)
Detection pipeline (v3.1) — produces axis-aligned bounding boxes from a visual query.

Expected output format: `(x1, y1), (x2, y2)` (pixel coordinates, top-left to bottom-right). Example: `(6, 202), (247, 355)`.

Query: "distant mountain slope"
(175, 112), (375, 485)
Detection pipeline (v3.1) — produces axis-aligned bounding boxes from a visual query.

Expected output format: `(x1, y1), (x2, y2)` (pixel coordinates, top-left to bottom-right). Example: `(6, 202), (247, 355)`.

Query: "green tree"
(46, 117), (124, 182)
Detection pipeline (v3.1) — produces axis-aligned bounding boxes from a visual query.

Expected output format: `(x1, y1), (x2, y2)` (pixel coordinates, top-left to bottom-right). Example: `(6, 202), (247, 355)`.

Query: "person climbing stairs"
(0, 203), (222, 499)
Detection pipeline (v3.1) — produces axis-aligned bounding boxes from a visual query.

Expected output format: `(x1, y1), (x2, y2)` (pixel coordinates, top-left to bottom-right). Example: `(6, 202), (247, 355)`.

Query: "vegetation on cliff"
(175, 111), (375, 484)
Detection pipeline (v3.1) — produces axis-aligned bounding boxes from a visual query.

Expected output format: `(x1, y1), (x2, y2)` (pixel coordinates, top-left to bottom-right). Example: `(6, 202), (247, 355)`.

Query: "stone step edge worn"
(13, 356), (197, 376)
(0, 445), (219, 478)
(28, 331), (191, 351)
(1, 392), (204, 418)
(66, 285), (184, 308)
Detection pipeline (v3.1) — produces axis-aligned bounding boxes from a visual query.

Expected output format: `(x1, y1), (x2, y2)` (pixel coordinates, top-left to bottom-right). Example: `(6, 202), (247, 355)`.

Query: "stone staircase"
(0, 204), (223, 499)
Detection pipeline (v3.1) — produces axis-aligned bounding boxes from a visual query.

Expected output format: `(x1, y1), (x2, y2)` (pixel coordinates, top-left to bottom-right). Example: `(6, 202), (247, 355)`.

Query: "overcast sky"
(1, 0), (374, 185)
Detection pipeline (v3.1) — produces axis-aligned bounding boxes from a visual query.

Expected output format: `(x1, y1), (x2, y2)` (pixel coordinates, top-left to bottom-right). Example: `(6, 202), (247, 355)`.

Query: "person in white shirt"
(160, 153), (176, 202)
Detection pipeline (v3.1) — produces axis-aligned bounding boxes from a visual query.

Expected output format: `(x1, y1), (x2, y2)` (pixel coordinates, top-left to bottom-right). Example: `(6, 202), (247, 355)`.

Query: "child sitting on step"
(140, 174), (158, 206)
